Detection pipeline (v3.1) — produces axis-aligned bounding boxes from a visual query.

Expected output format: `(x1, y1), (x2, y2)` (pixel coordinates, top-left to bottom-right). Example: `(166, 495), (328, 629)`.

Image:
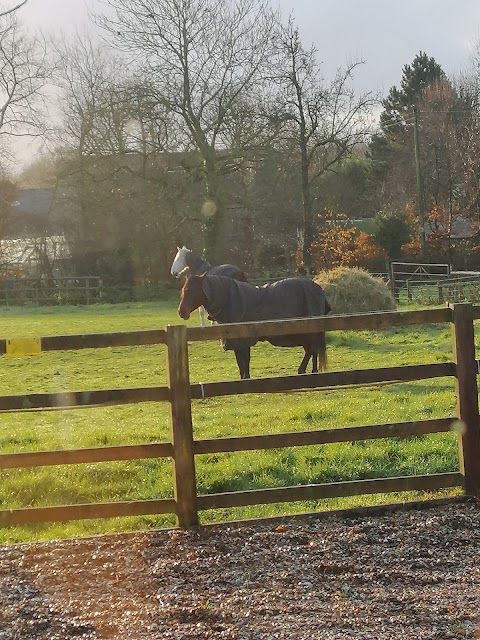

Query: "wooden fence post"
(451, 303), (480, 495)
(166, 324), (199, 527)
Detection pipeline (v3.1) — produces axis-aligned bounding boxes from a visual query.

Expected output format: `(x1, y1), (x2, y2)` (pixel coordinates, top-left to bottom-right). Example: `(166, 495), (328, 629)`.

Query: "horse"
(171, 246), (247, 326)
(178, 273), (331, 379)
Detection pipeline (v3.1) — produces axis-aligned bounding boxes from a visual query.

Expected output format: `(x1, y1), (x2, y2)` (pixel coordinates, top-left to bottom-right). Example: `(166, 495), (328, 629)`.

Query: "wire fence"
(398, 273), (480, 306)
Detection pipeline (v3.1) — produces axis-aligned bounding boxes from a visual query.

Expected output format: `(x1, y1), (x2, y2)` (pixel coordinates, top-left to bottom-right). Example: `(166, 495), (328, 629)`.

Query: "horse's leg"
(234, 347), (251, 379)
(299, 335), (325, 374)
(318, 333), (327, 371)
(199, 305), (206, 327)
(298, 348), (311, 374)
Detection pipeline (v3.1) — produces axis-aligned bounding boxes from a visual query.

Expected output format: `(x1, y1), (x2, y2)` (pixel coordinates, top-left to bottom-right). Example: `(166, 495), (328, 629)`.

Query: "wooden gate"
(390, 262), (450, 299)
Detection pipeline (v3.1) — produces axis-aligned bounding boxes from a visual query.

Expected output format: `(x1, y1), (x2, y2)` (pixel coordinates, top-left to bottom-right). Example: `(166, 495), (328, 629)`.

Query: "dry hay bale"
(314, 267), (395, 314)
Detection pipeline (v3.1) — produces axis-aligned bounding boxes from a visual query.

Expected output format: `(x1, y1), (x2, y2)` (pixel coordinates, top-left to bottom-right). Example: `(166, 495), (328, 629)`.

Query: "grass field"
(0, 298), (470, 543)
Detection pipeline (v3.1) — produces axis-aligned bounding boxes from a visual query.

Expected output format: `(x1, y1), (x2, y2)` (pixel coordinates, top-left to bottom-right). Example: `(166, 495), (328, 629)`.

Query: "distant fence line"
(401, 273), (480, 306)
(1, 303), (480, 529)
(0, 276), (103, 306)
(3, 267), (480, 307)
(0, 277), (178, 306)
(0, 271), (303, 306)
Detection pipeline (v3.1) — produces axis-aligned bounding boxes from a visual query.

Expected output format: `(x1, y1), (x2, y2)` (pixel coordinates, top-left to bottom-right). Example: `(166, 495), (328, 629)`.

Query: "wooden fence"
(1, 303), (480, 529)
(0, 276), (103, 306)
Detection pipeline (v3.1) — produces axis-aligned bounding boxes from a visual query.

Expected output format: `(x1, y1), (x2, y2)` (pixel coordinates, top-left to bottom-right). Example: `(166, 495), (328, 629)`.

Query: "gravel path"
(1, 499), (480, 639)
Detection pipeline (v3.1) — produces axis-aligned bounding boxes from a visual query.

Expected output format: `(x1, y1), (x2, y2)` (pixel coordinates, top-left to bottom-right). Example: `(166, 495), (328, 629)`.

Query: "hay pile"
(314, 267), (395, 314)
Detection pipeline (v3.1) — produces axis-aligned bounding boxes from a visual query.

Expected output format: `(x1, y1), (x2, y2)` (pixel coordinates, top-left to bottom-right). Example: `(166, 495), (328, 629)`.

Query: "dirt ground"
(1, 498), (480, 640)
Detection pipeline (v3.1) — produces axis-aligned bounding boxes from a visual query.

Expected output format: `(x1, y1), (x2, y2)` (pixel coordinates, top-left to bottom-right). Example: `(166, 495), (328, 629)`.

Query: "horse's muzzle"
(178, 307), (190, 320)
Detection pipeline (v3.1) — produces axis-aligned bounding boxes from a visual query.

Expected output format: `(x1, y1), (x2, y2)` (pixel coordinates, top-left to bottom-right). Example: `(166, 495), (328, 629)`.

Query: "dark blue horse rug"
(201, 275), (331, 377)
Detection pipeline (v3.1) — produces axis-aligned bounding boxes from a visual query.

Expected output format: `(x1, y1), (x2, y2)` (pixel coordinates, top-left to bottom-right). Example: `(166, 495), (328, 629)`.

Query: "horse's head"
(178, 273), (207, 320)
(171, 246), (191, 278)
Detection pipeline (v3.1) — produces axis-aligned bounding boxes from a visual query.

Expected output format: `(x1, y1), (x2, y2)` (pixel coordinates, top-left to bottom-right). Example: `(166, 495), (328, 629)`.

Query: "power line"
(373, 110), (480, 135)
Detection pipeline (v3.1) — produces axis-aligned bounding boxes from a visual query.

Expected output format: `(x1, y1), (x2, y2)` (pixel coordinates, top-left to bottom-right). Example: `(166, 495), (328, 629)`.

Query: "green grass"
(0, 301), (468, 543)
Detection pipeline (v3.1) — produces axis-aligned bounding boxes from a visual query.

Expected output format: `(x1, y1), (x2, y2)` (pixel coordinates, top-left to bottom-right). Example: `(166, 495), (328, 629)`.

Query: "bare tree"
(274, 19), (376, 272)
(455, 45), (480, 223)
(0, 6), (50, 161)
(0, 1), (28, 19)
(51, 33), (204, 283)
(95, 0), (279, 260)
(52, 33), (131, 155)
(16, 152), (57, 187)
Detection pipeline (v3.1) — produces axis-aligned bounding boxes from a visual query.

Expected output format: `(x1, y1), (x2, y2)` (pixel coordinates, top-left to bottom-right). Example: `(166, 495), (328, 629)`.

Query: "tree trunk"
(300, 150), (313, 274)
(202, 159), (224, 263)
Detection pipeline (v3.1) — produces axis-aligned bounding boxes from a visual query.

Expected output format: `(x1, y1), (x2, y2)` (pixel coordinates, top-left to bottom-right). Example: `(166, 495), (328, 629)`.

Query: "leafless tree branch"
(0, 0), (28, 19)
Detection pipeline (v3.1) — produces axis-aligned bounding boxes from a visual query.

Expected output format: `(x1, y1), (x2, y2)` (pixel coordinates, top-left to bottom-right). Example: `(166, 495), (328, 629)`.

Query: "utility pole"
(413, 106), (427, 259)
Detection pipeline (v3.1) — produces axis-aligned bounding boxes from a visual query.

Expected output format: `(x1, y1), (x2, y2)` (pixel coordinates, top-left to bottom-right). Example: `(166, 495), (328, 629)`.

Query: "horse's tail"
(318, 332), (327, 371)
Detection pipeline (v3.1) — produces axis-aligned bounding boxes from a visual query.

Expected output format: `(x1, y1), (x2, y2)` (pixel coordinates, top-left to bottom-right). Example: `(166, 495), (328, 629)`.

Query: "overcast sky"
(19, 0), (480, 93)
(277, 0), (480, 93)
(11, 0), (480, 168)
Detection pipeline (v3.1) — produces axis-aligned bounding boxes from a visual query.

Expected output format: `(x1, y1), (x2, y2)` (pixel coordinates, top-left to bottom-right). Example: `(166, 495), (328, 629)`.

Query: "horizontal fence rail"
(190, 363), (455, 399)
(0, 442), (173, 469)
(0, 328), (167, 355)
(0, 385), (170, 412)
(0, 303), (479, 530)
(186, 307), (452, 342)
(0, 362), (453, 413)
(0, 499), (177, 526)
(193, 417), (457, 455)
(197, 473), (464, 511)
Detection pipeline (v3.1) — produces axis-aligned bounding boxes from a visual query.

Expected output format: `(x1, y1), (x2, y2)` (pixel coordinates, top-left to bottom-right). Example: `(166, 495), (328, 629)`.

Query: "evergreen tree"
(380, 51), (445, 134)
(373, 210), (411, 260)
(367, 52), (446, 209)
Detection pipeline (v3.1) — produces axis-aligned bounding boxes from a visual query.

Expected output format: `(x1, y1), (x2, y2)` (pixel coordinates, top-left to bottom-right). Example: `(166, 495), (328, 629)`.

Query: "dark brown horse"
(178, 273), (331, 379)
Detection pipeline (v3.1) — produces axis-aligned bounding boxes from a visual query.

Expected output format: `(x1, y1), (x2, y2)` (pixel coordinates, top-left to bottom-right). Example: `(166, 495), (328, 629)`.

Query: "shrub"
(373, 211), (411, 260)
(305, 224), (386, 272)
(314, 267), (395, 314)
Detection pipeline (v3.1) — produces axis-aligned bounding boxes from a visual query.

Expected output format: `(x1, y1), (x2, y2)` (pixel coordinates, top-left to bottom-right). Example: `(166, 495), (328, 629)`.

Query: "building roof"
(425, 215), (480, 240)
(13, 188), (53, 218)
(0, 236), (69, 266)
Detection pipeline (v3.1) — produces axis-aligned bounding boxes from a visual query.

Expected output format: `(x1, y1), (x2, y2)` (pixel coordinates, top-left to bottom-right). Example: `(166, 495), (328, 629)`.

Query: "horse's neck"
(203, 276), (255, 323)
(202, 294), (221, 321)
(201, 276), (225, 321)
(187, 252), (212, 275)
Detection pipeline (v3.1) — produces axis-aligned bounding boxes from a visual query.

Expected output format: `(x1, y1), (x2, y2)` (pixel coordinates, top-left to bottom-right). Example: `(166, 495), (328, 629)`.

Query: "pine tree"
(380, 51), (445, 134)
(367, 52), (446, 205)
